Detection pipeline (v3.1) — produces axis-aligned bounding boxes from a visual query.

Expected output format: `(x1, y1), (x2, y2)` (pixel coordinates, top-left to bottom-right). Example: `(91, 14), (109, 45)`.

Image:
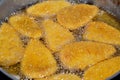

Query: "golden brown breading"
(0, 23), (24, 66)
(9, 15), (42, 38)
(57, 4), (99, 30)
(35, 74), (81, 80)
(42, 20), (75, 52)
(26, 1), (71, 17)
(59, 41), (116, 70)
(93, 10), (120, 30)
(83, 21), (120, 45)
(47, 0), (67, 1)
(21, 39), (57, 78)
(84, 56), (120, 80)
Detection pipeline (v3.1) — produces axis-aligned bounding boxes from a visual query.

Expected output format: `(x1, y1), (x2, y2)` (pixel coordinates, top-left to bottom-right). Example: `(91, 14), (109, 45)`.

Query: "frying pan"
(0, 0), (120, 80)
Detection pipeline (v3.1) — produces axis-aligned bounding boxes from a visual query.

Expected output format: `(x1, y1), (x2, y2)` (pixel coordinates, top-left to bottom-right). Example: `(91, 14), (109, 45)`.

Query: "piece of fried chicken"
(21, 39), (57, 78)
(0, 23), (24, 66)
(27, 1), (71, 17)
(59, 41), (116, 70)
(83, 21), (120, 45)
(42, 20), (75, 52)
(9, 14), (42, 38)
(57, 4), (99, 30)
(84, 56), (120, 80)
(35, 74), (81, 80)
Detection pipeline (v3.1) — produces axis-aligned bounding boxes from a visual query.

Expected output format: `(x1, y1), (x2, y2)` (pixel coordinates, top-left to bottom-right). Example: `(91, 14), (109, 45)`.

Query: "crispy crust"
(57, 4), (99, 30)
(84, 56), (120, 80)
(9, 14), (42, 38)
(26, 1), (71, 17)
(42, 20), (75, 52)
(21, 39), (57, 78)
(0, 23), (24, 66)
(83, 21), (120, 45)
(35, 74), (81, 80)
(59, 41), (116, 70)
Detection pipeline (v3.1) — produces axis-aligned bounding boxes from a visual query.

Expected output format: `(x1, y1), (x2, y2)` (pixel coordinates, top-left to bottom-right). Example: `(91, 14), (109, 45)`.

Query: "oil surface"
(0, 1), (120, 80)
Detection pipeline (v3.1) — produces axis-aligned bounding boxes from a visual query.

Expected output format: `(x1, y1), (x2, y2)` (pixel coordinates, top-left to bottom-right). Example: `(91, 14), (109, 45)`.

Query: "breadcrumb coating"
(57, 4), (99, 30)
(0, 23), (24, 66)
(27, 1), (71, 17)
(9, 15), (42, 38)
(35, 74), (81, 80)
(83, 21), (120, 45)
(59, 41), (116, 70)
(84, 56), (120, 80)
(21, 39), (57, 78)
(42, 20), (75, 52)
